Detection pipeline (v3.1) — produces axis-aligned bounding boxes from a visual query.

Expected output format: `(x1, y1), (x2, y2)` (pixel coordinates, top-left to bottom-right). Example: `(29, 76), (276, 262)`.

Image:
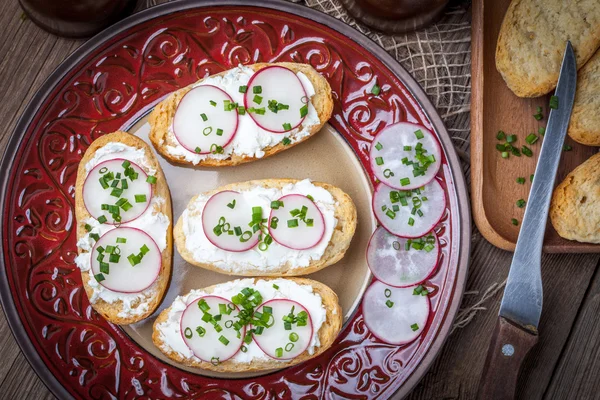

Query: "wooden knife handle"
(476, 317), (538, 400)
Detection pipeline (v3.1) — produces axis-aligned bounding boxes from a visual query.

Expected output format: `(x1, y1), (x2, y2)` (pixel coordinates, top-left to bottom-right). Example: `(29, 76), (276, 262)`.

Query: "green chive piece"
(135, 194), (147, 203)
(516, 177), (526, 185)
(538, 127), (546, 136)
(210, 100), (216, 107)
(563, 144), (572, 152)
(410, 323), (419, 331)
(375, 157), (384, 166)
(400, 177), (410, 186)
(84, 224), (92, 232)
(300, 104), (308, 118)
(146, 176), (157, 184)
(94, 273), (105, 282)
(200, 113), (208, 122)
(90, 233), (100, 242)
(227, 200), (236, 209)
(282, 137), (291, 145)
(530, 174), (534, 182)
(385, 300), (394, 308)
(375, 142), (383, 151)
(414, 129), (424, 139)
(506, 134), (517, 143)
(525, 133), (538, 145)
(408, 217), (415, 226)
(218, 335), (230, 346)
(522, 145), (533, 157)
(516, 199), (526, 208)
(239, 85), (248, 93)
(97, 215), (107, 224)
(253, 94), (263, 104)
(273, 284), (280, 290)
(282, 122), (292, 131)
(287, 219), (299, 228)
(501, 151), (509, 159)
(253, 86), (262, 94)
(549, 95), (559, 110)
(511, 218), (519, 226)
(275, 347), (283, 358)
(496, 130), (506, 140)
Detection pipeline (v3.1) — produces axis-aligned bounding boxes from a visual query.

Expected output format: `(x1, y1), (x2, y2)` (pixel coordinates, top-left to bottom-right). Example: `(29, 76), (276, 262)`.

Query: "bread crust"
(568, 50), (600, 146)
(174, 179), (357, 276)
(550, 152), (600, 243)
(75, 131), (173, 325)
(149, 62), (333, 166)
(152, 277), (342, 372)
(495, 0), (600, 97)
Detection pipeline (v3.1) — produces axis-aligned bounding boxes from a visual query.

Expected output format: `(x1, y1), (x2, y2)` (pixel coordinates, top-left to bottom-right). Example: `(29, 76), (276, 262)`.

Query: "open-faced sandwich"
(74, 131), (172, 325)
(149, 62), (333, 166)
(152, 277), (342, 372)
(174, 179), (357, 276)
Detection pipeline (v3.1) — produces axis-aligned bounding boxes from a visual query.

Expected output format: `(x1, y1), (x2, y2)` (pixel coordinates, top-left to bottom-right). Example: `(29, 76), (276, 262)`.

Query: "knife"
(476, 41), (577, 400)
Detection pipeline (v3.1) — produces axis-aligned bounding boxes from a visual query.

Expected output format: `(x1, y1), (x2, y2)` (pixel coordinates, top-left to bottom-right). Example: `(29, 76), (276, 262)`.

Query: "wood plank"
(407, 238), (599, 399)
(0, 351), (56, 400)
(544, 262), (600, 399)
(0, 306), (25, 383)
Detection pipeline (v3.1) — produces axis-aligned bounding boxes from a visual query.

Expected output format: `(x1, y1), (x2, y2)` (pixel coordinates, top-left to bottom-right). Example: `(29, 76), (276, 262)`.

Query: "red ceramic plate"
(0, 1), (470, 398)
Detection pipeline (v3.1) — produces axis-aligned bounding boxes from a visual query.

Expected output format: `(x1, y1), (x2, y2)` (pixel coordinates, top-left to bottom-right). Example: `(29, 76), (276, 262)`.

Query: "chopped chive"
(400, 177), (410, 186)
(511, 218), (519, 226)
(385, 300), (394, 308)
(237, 106), (246, 115)
(94, 273), (105, 282)
(403, 145), (412, 151)
(218, 335), (230, 346)
(239, 85), (248, 93)
(227, 200), (236, 209)
(253, 94), (263, 104)
(146, 176), (157, 184)
(506, 134), (517, 143)
(90, 233), (100, 242)
(109, 253), (120, 263)
(549, 95), (559, 109)
(84, 224), (92, 232)
(414, 129), (424, 139)
(282, 122), (292, 131)
(287, 219), (299, 228)
(530, 174), (534, 182)
(375, 142), (383, 151)
(110, 188), (123, 197)
(522, 145), (533, 157)
(375, 157), (384, 166)
(496, 130), (506, 140)
(270, 200), (282, 209)
(501, 152), (509, 159)
(135, 194), (147, 203)
(210, 100), (217, 107)
(408, 217), (415, 226)
(275, 347), (283, 358)
(516, 177), (526, 185)
(196, 326), (206, 337)
(371, 84), (381, 95)
(99, 262), (109, 274)
(563, 144), (572, 152)
(282, 137), (291, 145)
(97, 215), (107, 224)
(516, 199), (526, 208)
(525, 133), (539, 145)
(538, 127), (546, 136)
(200, 113), (208, 122)
(273, 284), (280, 289)
(410, 323), (419, 331)
(253, 86), (262, 94)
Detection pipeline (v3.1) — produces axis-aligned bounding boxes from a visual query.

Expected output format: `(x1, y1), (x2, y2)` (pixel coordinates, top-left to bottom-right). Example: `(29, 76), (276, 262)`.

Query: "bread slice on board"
(550, 153), (600, 244)
(568, 50), (600, 145)
(149, 62), (333, 166)
(75, 131), (172, 325)
(174, 179), (357, 276)
(496, 0), (600, 97)
(152, 277), (342, 372)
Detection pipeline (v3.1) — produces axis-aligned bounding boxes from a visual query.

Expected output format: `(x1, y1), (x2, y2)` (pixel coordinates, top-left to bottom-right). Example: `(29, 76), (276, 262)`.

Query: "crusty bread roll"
(568, 50), (600, 146)
(550, 153), (600, 244)
(174, 179), (357, 276)
(75, 131), (172, 325)
(496, 0), (600, 97)
(149, 62), (333, 166)
(152, 277), (342, 372)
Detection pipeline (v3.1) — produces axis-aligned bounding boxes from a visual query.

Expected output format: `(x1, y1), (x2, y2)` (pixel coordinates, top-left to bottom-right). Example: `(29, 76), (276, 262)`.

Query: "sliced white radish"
(89, 227), (161, 293)
(370, 122), (442, 190)
(202, 191), (260, 252)
(367, 227), (439, 287)
(173, 85), (238, 154)
(244, 66), (308, 133)
(180, 296), (245, 363)
(268, 194), (325, 250)
(252, 299), (313, 360)
(373, 180), (446, 238)
(362, 281), (430, 345)
(83, 158), (152, 224)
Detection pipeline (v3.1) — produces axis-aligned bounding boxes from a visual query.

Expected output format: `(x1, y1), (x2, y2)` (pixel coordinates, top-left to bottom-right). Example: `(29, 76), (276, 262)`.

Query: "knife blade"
(477, 41), (577, 400)
(499, 41), (577, 331)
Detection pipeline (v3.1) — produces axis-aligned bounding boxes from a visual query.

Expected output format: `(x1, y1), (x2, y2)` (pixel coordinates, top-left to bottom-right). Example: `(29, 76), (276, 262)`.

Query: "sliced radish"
(244, 66), (308, 133)
(180, 296), (245, 363)
(89, 227), (161, 293)
(367, 227), (439, 287)
(252, 299), (313, 360)
(173, 85), (238, 154)
(268, 194), (325, 250)
(202, 191), (260, 252)
(83, 158), (152, 224)
(370, 122), (442, 190)
(373, 180), (446, 238)
(363, 281), (430, 345)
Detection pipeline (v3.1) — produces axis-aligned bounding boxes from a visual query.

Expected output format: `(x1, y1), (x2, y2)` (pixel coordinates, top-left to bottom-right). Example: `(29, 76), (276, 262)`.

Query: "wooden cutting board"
(471, 0), (599, 253)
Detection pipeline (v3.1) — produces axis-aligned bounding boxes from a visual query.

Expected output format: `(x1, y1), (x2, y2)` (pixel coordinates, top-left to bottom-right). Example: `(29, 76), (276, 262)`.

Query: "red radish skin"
(369, 122), (442, 190)
(268, 194), (325, 250)
(179, 296), (244, 363)
(173, 85), (238, 154)
(251, 298), (313, 360)
(372, 180), (446, 239)
(202, 191), (260, 252)
(244, 66), (308, 133)
(89, 227), (161, 293)
(367, 227), (440, 288)
(362, 281), (431, 345)
(83, 158), (152, 225)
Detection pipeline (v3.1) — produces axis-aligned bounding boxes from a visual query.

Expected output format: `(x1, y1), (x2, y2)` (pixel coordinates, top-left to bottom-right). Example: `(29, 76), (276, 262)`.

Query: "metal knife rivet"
(501, 344), (514, 357)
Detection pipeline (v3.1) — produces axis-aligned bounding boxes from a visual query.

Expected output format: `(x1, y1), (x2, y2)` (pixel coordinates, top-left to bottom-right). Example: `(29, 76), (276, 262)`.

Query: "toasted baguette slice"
(496, 0), (600, 97)
(152, 277), (342, 372)
(174, 179), (357, 276)
(149, 62), (333, 166)
(550, 153), (600, 243)
(75, 131), (172, 325)
(568, 50), (600, 146)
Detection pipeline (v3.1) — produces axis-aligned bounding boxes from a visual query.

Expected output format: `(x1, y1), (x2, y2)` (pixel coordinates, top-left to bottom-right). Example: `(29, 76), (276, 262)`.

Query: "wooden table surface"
(1, 1), (599, 399)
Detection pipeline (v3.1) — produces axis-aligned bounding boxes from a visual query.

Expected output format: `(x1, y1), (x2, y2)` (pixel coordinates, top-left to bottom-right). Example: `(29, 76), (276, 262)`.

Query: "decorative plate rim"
(0, 1), (471, 399)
